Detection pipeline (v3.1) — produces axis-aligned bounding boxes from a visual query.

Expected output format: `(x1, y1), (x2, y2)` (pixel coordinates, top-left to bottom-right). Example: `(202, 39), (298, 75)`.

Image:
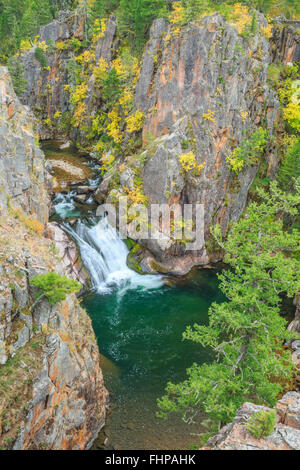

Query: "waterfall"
(63, 218), (163, 294)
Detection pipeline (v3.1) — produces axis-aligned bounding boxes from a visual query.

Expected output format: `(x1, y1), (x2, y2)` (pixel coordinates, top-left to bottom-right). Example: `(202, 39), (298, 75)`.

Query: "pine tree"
(158, 179), (300, 432)
(117, 0), (167, 53)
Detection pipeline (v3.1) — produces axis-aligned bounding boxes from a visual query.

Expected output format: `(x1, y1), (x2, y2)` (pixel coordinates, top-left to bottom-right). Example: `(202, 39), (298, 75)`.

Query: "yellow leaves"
(92, 18), (107, 43)
(73, 102), (87, 127)
(43, 118), (53, 128)
(119, 89), (134, 115)
(101, 152), (115, 172)
(54, 111), (62, 119)
(226, 149), (244, 174)
(55, 40), (67, 51)
(179, 152), (205, 175)
(112, 50), (140, 84)
(12, 209), (44, 236)
(125, 110), (145, 133)
(107, 108), (123, 144)
(173, 27), (181, 36)
(71, 82), (88, 104)
(70, 82), (88, 126)
(261, 24), (273, 39)
(20, 39), (31, 52)
(38, 41), (48, 52)
(203, 109), (217, 125)
(124, 186), (148, 206)
(170, 1), (185, 25)
(281, 80), (300, 132)
(163, 34), (171, 42)
(240, 111), (248, 123)
(283, 102), (300, 132)
(229, 3), (251, 34)
(76, 50), (95, 65)
(112, 57), (125, 77)
(93, 57), (109, 82)
(64, 84), (70, 92)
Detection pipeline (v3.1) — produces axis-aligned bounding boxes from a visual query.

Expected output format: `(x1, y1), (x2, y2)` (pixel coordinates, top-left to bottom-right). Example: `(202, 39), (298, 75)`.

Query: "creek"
(43, 141), (223, 450)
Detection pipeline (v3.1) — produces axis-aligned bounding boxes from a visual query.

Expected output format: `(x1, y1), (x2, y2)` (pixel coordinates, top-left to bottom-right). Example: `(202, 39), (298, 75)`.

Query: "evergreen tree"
(117, 0), (167, 53)
(158, 180), (300, 433)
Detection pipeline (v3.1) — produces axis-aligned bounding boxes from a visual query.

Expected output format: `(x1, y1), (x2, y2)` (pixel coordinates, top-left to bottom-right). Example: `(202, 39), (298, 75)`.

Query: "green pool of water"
(84, 269), (223, 450)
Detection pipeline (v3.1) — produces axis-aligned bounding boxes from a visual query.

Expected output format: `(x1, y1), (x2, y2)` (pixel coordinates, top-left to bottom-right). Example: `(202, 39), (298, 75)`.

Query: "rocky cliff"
(101, 12), (281, 274)
(0, 67), (107, 450)
(17, 10), (117, 142)
(16, 11), (300, 277)
(203, 392), (300, 450)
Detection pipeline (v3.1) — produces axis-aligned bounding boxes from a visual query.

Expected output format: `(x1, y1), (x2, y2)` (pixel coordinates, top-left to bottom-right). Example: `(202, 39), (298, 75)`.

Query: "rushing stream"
(44, 141), (223, 450)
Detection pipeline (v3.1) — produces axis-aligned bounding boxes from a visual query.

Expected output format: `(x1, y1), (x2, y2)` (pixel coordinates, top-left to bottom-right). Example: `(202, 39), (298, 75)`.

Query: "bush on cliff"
(30, 272), (81, 306)
(245, 409), (277, 439)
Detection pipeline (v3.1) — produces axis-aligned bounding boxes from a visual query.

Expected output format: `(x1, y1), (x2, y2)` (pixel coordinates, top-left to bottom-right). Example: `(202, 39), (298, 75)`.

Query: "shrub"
(7, 58), (27, 97)
(245, 410), (277, 439)
(278, 137), (300, 190)
(179, 151), (205, 176)
(226, 127), (268, 174)
(30, 273), (81, 305)
(34, 46), (48, 67)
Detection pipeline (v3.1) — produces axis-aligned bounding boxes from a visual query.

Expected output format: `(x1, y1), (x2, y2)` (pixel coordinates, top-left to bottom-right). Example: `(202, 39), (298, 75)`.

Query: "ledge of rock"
(203, 392), (300, 450)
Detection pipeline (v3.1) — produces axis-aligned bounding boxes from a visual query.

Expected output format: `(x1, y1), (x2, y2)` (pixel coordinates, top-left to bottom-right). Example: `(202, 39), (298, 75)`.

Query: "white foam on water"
(63, 218), (163, 294)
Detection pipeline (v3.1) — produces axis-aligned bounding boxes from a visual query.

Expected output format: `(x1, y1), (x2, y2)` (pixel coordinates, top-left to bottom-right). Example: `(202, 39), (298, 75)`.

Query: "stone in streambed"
(76, 186), (94, 195)
(73, 194), (87, 204)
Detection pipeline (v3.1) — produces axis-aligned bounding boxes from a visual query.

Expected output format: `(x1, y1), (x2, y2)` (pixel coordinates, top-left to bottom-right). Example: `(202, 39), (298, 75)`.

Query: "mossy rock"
(149, 261), (169, 274)
(127, 252), (143, 274)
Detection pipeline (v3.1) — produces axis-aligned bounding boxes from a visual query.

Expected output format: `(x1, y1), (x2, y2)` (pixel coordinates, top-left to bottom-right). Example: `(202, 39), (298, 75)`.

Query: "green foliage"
(227, 127), (268, 174)
(245, 409), (277, 439)
(117, 0), (167, 53)
(158, 180), (300, 432)
(7, 57), (27, 97)
(102, 68), (122, 107)
(34, 46), (48, 67)
(30, 272), (81, 305)
(0, 0), (54, 60)
(278, 138), (300, 191)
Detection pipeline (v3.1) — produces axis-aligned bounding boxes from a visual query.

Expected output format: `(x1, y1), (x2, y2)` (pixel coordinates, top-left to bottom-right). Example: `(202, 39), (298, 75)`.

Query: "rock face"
(204, 392), (300, 450)
(271, 19), (300, 67)
(0, 67), (51, 222)
(16, 10), (85, 140)
(0, 67), (107, 450)
(18, 10), (116, 142)
(105, 13), (281, 273)
(44, 222), (91, 290)
(16, 11), (300, 276)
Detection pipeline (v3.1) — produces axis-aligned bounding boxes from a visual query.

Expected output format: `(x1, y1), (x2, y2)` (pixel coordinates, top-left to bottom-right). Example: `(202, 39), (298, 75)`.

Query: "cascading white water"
(63, 218), (163, 294)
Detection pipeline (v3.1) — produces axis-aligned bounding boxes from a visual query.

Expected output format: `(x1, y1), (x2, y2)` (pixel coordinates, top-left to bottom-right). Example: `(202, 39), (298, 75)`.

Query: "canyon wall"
(101, 12), (282, 274)
(16, 9), (299, 274)
(0, 66), (107, 450)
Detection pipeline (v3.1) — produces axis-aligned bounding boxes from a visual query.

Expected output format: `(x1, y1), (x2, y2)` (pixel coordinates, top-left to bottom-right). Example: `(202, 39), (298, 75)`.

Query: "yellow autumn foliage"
(229, 3), (251, 34)
(107, 108), (123, 143)
(203, 109), (217, 125)
(170, 1), (185, 25)
(179, 152), (205, 175)
(125, 110), (145, 133)
(261, 24), (273, 39)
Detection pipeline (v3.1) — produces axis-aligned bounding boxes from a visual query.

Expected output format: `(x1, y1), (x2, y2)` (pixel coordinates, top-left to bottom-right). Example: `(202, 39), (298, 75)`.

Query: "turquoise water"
(43, 141), (223, 450)
(84, 270), (223, 450)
